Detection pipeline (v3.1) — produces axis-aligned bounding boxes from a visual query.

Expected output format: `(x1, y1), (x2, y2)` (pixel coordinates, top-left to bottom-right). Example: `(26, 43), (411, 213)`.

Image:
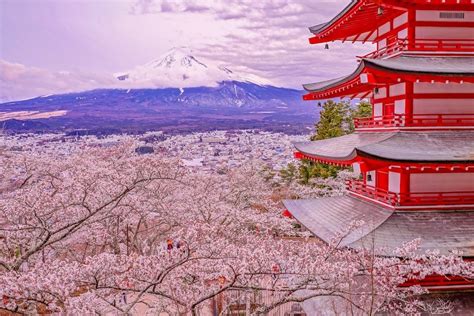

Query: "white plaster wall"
(414, 82), (474, 94)
(389, 172), (401, 193)
(413, 99), (474, 114)
(416, 27), (473, 39)
(378, 38), (387, 49)
(367, 171), (376, 187)
(352, 163), (361, 176)
(416, 10), (474, 22)
(394, 99), (406, 114)
(374, 103), (383, 117)
(398, 28), (408, 39)
(394, 13), (408, 28)
(379, 22), (391, 36)
(390, 83), (406, 96)
(411, 173), (474, 193)
(374, 87), (387, 99)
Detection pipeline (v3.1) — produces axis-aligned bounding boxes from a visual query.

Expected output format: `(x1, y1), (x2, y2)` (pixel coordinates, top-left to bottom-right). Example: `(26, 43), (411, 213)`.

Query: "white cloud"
(0, 60), (115, 102)
(130, 0), (374, 88)
(0, 1), (375, 101)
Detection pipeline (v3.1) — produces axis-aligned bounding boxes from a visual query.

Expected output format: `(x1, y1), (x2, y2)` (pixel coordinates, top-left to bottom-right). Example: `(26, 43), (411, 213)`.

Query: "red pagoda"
(284, 0), (474, 292)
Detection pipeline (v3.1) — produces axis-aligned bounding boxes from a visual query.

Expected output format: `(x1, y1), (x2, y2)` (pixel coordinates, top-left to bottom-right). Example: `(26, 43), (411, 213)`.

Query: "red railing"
(412, 38), (474, 52)
(354, 114), (474, 129)
(400, 274), (474, 290)
(346, 179), (398, 205)
(398, 191), (474, 206)
(346, 179), (474, 207)
(358, 39), (406, 59)
(358, 38), (474, 60)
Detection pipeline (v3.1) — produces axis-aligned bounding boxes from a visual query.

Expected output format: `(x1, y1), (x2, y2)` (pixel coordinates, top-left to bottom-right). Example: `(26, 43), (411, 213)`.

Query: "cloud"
(130, 0), (374, 88)
(0, 1), (375, 101)
(0, 60), (115, 102)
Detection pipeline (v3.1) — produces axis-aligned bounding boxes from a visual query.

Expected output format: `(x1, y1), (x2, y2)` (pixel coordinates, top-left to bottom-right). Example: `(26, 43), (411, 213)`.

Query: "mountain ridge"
(0, 49), (318, 135)
(0, 81), (318, 135)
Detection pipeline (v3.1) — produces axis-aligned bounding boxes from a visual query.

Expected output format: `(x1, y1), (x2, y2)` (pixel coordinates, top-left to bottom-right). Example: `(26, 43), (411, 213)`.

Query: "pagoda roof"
(294, 131), (474, 164)
(284, 196), (474, 256)
(351, 210), (474, 257)
(283, 196), (393, 247)
(309, 0), (474, 44)
(309, 1), (403, 44)
(365, 55), (474, 76)
(303, 55), (474, 99)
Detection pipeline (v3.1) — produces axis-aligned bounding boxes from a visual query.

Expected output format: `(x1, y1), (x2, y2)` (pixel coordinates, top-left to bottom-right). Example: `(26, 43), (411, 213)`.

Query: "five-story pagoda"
(284, 0), (474, 291)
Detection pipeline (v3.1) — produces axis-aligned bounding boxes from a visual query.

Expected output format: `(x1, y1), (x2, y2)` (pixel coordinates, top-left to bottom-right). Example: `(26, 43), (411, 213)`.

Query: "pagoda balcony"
(346, 179), (474, 208)
(354, 114), (474, 130)
(358, 39), (474, 60)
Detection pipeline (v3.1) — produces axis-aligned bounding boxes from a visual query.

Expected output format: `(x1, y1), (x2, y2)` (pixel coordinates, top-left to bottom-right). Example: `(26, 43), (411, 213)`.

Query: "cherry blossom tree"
(0, 144), (472, 315)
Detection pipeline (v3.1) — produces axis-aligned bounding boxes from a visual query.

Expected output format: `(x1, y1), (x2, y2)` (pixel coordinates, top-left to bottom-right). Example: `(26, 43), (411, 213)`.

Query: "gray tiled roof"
(283, 196), (394, 247)
(350, 211), (474, 256)
(303, 63), (364, 92)
(294, 132), (392, 161)
(284, 196), (474, 256)
(303, 55), (474, 92)
(294, 131), (474, 163)
(366, 55), (474, 75)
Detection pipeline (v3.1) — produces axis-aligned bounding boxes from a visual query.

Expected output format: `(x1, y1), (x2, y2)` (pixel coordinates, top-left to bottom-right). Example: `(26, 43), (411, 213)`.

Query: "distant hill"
(0, 82), (318, 134)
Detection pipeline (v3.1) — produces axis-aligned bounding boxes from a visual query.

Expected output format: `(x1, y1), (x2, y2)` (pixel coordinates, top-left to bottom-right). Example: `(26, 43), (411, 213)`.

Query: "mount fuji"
(0, 48), (319, 134)
(115, 47), (273, 89)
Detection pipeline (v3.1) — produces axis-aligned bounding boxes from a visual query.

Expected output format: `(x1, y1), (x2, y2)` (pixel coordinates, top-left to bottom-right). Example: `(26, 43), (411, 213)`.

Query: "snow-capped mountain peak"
(115, 47), (272, 89)
(147, 47), (207, 70)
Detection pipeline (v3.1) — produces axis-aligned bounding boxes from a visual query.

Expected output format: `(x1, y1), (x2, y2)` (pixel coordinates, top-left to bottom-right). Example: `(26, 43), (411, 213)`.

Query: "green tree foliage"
(298, 160), (339, 184)
(279, 163), (297, 184)
(352, 100), (373, 118)
(310, 100), (353, 141)
(349, 100), (373, 132)
(298, 100), (372, 184)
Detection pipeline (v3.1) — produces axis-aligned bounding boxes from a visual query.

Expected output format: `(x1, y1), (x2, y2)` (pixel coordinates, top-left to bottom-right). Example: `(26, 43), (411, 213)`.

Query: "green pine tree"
(311, 100), (353, 141)
(279, 163), (297, 184)
(298, 100), (372, 184)
(349, 100), (372, 132)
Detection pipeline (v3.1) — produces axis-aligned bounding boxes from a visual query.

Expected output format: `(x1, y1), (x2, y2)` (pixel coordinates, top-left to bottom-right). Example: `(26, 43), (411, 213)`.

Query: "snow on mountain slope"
(115, 47), (273, 89)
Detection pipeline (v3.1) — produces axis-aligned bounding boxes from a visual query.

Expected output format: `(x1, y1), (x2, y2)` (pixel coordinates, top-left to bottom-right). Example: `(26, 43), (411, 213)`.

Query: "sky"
(0, 0), (373, 101)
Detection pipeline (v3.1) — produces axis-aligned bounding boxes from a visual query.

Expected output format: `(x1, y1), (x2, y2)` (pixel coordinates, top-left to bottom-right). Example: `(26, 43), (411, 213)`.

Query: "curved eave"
(303, 62), (364, 93)
(294, 131), (474, 165)
(303, 62), (368, 100)
(303, 55), (474, 100)
(308, 0), (474, 44)
(309, 1), (403, 44)
(355, 150), (474, 165)
(295, 151), (356, 166)
(293, 132), (394, 166)
(364, 57), (474, 77)
(309, 1), (359, 35)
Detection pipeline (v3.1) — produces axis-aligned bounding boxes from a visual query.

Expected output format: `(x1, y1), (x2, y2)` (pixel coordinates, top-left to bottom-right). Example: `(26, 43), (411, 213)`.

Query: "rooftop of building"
(294, 130), (474, 164)
(303, 54), (474, 94)
(284, 195), (474, 257)
(308, 0), (473, 44)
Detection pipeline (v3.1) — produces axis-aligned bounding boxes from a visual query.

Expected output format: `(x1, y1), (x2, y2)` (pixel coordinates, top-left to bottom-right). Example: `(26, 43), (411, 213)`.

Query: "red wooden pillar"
(405, 81), (414, 126)
(376, 170), (389, 191)
(399, 171), (410, 204)
(407, 8), (416, 50)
